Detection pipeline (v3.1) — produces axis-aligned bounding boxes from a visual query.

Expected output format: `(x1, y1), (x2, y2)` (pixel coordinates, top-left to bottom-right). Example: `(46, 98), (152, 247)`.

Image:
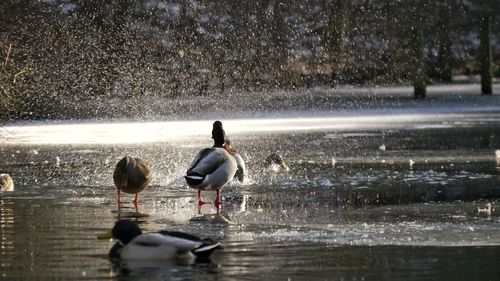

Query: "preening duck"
(108, 220), (221, 260)
(113, 156), (152, 206)
(185, 121), (239, 206)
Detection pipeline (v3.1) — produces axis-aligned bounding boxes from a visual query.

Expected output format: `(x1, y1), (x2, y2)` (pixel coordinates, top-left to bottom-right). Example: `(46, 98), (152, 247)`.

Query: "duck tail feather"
(185, 174), (205, 186)
(192, 242), (222, 258)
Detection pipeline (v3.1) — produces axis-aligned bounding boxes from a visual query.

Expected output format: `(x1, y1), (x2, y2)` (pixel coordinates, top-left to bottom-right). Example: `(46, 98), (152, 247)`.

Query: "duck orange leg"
(216, 201), (221, 215)
(214, 188), (225, 206)
(198, 190), (212, 206)
(133, 193), (139, 206)
(117, 189), (124, 204)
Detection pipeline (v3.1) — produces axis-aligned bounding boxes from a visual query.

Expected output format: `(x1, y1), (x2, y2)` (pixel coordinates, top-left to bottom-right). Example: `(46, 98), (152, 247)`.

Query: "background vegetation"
(0, 0), (499, 120)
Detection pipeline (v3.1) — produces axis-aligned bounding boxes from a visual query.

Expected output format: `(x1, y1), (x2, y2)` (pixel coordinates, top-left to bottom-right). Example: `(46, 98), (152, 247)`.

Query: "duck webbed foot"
(117, 189), (125, 205)
(198, 190), (212, 206)
(133, 193), (140, 206)
(214, 188), (226, 206)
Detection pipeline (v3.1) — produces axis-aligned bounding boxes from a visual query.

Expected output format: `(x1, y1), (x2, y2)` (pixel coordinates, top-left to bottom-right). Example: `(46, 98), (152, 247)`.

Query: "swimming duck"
(113, 156), (152, 206)
(0, 174), (14, 192)
(185, 121), (238, 206)
(264, 153), (289, 172)
(108, 220), (221, 260)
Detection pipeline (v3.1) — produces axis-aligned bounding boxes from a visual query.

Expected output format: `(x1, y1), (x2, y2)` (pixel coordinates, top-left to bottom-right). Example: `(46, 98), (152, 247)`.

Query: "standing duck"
(113, 156), (152, 206)
(185, 121), (238, 206)
(108, 220), (221, 260)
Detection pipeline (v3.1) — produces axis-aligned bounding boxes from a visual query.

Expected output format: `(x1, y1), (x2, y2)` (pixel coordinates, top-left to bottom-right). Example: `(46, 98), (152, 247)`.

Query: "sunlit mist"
(2, 113), (497, 145)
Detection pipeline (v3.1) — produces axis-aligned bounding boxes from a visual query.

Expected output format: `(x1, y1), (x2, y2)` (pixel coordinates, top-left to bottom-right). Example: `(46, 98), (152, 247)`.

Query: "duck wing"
(113, 157), (130, 189)
(187, 148), (227, 176)
(159, 231), (203, 241)
(127, 158), (152, 189)
(161, 231), (222, 259)
(186, 148), (237, 188)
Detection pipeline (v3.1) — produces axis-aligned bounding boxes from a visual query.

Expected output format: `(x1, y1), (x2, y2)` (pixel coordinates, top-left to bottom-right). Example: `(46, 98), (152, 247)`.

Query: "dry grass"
(0, 39), (33, 122)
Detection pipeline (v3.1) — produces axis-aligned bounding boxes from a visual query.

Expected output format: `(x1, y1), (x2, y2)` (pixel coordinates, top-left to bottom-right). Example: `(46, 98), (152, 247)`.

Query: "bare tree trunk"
(436, 2), (453, 82)
(271, 0), (288, 85)
(410, 3), (427, 99)
(79, 0), (130, 97)
(412, 28), (426, 99)
(479, 15), (493, 95)
(324, 0), (346, 87)
(104, 0), (129, 96)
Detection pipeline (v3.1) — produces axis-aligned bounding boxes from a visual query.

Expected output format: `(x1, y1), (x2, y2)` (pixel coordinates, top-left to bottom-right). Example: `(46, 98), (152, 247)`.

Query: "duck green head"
(212, 121), (226, 148)
(265, 153), (289, 171)
(112, 220), (143, 245)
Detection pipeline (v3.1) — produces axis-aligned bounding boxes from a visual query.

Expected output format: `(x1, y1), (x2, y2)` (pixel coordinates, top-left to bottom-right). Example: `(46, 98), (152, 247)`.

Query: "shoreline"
(4, 83), (499, 123)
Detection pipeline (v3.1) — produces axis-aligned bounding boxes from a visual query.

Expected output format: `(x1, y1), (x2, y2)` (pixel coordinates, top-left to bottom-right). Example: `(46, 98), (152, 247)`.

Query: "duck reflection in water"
(111, 257), (220, 278)
(114, 203), (150, 220)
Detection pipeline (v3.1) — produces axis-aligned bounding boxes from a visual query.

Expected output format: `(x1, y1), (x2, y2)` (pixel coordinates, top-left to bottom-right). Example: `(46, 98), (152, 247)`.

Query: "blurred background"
(1, 0), (498, 120)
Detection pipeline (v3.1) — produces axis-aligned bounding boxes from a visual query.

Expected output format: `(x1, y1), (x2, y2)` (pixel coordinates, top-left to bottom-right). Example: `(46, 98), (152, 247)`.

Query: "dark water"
(1, 113), (500, 280)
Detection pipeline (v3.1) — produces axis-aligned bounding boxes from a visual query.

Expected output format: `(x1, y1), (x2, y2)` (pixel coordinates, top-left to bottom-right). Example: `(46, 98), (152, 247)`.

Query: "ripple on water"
(1, 122), (500, 280)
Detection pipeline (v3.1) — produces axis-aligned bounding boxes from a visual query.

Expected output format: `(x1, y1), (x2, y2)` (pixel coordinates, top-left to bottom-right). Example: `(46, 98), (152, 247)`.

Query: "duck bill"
(97, 229), (113, 240)
(280, 162), (290, 172)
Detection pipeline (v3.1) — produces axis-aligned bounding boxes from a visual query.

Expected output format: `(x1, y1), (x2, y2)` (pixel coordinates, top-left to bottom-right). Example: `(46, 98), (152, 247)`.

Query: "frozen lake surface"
(1, 87), (500, 280)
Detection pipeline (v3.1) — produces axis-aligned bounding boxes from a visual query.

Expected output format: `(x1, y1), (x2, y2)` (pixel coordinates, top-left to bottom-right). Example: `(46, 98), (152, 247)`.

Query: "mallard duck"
(264, 153), (289, 172)
(185, 121), (238, 206)
(108, 220), (221, 260)
(185, 147), (237, 206)
(113, 156), (152, 206)
(0, 174), (14, 192)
